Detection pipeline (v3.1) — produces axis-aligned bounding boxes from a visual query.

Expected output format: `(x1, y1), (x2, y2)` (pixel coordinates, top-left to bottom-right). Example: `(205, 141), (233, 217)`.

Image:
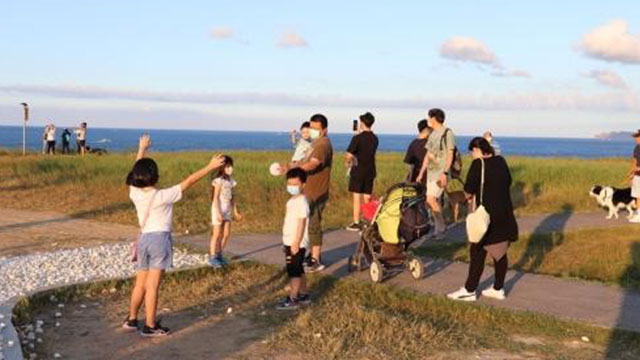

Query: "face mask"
(287, 185), (301, 196)
(309, 128), (321, 140)
(224, 166), (233, 176)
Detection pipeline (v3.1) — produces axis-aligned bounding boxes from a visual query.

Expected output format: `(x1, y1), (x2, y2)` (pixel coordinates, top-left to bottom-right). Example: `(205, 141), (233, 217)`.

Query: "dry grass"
(0, 152), (631, 235)
(416, 226), (640, 289)
(14, 263), (640, 360)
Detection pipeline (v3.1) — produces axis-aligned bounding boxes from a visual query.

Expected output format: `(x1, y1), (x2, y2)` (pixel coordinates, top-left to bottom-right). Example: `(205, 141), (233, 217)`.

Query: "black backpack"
(439, 128), (463, 179)
(398, 196), (431, 243)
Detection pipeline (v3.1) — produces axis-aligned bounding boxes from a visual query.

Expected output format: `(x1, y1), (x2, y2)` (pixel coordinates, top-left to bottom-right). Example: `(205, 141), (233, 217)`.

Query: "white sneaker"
(481, 287), (506, 300)
(628, 214), (640, 223)
(446, 287), (477, 302)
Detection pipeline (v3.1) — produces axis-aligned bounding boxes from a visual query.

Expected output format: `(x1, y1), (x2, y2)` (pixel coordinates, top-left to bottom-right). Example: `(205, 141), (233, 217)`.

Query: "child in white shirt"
(123, 134), (225, 337)
(209, 156), (242, 267)
(290, 121), (313, 163)
(276, 168), (311, 310)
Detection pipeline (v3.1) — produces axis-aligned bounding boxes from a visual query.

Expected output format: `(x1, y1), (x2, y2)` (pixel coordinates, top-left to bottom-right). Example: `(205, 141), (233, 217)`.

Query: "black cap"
(633, 129), (640, 138)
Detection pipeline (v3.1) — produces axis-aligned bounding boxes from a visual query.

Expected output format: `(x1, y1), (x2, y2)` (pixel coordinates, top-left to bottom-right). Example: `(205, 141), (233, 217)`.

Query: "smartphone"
(352, 119), (358, 132)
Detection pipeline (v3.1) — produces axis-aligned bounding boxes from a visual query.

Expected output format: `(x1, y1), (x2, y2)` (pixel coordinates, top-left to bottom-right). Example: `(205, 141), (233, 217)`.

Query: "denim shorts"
(137, 232), (173, 270)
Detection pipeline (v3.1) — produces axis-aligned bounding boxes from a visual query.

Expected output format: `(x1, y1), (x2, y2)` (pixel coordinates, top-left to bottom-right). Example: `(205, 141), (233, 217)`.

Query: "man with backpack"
(416, 108), (461, 240)
(61, 128), (72, 154)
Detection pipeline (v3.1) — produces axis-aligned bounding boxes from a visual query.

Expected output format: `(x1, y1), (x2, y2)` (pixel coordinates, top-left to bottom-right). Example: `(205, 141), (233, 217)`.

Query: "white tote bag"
(466, 158), (490, 243)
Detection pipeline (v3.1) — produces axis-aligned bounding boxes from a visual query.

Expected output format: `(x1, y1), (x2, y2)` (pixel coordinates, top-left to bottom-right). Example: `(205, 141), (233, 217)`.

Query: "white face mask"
(309, 128), (321, 140)
(224, 166), (233, 176)
(286, 185), (301, 195)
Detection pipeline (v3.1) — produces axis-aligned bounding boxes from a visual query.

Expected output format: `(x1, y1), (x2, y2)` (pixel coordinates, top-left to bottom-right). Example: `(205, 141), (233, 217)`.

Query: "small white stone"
(185, 229), (190, 234)
(54, 353), (61, 359)
(35, 328), (43, 334)
(37, 338), (43, 343)
(55, 322), (60, 327)
(55, 312), (62, 318)
(29, 343), (35, 349)
(79, 304), (87, 309)
(58, 304), (65, 308)
(0, 322), (5, 329)
(581, 336), (590, 343)
(314, 333), (322, 338)
(226, 307), (233, 314)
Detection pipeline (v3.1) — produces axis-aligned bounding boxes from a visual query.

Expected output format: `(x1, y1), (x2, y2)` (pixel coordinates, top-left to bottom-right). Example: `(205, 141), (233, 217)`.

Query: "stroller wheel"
(370, 260), (384, 283)
(408, 257), (424, 280)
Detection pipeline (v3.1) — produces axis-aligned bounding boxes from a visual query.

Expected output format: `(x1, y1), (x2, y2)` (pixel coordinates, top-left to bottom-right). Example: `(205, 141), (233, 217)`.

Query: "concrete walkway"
(180, 223), (640, 333)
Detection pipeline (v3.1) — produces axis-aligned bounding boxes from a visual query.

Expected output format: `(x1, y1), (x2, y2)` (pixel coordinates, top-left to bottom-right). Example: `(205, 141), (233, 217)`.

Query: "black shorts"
(284, 246), (306, 278)
(349, 175), (375, 195)
(78, 140), (86, 147)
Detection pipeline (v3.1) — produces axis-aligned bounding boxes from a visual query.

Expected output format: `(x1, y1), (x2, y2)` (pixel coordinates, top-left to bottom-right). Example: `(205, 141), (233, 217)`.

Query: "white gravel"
(0, 243), (207, 304)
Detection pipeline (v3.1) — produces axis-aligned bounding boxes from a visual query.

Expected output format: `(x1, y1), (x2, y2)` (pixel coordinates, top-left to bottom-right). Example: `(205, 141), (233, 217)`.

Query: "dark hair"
(286, 167), (307, 183)
(310, 113), (328, 129)
(359, 112), (375, 128)
(215, 155), (234, 179)
(300, 121), (311, 130)
(467, 137), (495, 156)
(417, 119), (429, 133)
(427, 108), (445, 123)
(126, 158), (159, 188)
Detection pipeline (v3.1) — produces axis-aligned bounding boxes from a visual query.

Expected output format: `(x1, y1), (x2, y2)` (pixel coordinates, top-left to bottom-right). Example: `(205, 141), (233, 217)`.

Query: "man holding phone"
(345, 112), (379, 231)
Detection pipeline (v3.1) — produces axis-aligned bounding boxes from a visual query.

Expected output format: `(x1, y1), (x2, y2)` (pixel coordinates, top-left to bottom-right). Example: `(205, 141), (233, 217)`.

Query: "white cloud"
(440, 36), (500, 67)
(585, 70), (628, 89)
(579, 19), (640, 64)
(210, 26), (234, 39)
(277, 30), (307, 48)
(440, 36), (529, 78)
(1, 84), (638, 111)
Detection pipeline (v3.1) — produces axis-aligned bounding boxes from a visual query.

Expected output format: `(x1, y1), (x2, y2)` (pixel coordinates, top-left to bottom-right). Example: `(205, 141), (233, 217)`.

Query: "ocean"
(0, 125), (635, 158)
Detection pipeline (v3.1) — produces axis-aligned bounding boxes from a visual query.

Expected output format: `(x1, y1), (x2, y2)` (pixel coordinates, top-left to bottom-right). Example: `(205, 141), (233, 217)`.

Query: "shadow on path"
(502, 204), (573, 293)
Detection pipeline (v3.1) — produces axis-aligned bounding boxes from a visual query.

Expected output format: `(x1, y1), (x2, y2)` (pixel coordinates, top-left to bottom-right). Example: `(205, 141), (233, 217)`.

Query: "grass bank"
(416, 226), (640, 290)
(0, 151), (630, 234)
(13, 263), (640, 359)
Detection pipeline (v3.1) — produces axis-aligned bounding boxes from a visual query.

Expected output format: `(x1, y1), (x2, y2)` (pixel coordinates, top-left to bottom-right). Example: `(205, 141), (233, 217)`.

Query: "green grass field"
(0, 151), (631, 234)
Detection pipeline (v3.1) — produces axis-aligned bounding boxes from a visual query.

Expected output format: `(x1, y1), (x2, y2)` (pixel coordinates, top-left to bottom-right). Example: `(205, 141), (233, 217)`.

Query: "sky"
(0, 1), (639, 137)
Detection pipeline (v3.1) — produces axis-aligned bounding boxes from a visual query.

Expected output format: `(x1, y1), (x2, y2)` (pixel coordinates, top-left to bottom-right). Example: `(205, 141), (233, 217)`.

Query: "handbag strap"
(479, 158), (485, 205)
(140, 190), (158, 231)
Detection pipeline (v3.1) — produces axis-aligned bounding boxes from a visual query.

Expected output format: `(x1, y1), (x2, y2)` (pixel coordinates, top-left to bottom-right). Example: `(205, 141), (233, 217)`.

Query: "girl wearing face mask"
(209, 156), (242, 268)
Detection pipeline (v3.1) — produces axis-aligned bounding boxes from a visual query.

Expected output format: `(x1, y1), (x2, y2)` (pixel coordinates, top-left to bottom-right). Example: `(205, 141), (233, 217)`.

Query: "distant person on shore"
(277, 168), (311, 310)
(627, 130), (640, 223)
(209, 156), (242, 267)
(416, 108), (456, 240)
(345, 112), (378, 232)
(404, 119), (431, 183)
(75, 122), (87, 155)
(447, 137), (518, 302)
(123, 134), (225, 337)
(41, 125), (50, 154)
(286, 114), (333, 273)
(290, 121), (313, 163)
(483, 131), (501, 156)
(45, 124), (56, 155)
(61, 128), (72, 154)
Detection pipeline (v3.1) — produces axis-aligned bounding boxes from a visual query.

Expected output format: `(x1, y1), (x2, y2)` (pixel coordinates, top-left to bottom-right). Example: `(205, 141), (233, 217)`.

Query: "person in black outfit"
(404, 119), (431, 183)
(447, 137), (518, 302)
(61, 128), (72, 154)
(345, 112), (379, 231)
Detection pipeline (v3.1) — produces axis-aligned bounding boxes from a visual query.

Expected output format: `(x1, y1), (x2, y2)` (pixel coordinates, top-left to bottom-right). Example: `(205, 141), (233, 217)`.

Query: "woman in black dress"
(447, 137), (518, 301)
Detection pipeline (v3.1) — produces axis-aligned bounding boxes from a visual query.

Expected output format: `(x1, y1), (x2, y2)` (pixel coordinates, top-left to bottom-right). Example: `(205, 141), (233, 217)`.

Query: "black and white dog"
(589, 185), (636, 219)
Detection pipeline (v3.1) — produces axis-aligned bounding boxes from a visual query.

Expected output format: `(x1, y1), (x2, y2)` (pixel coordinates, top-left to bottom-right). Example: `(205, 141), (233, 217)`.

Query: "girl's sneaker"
(122, 317), (138, 332)
(296, 293), (311, 305)
(481, 287), (506, 300)
(141, 321), (170, 337)
(218, 253), (229, 266)
(276, 297), (299, 310)
(446, 287), (477, 302)
(208, 256), (223, 268)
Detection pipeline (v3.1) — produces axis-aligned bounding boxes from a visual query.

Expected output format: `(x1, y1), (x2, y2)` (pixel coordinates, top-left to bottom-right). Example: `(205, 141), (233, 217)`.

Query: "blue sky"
(0, 1), (639, 137)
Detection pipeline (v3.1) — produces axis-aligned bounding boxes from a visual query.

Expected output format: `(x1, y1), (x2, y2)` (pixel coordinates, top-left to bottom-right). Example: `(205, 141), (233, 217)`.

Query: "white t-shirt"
(129, 185), (182, 233)
(46, 128), (55, 141)
(282, 195), (310, 248)
(212, 177), (237, 213)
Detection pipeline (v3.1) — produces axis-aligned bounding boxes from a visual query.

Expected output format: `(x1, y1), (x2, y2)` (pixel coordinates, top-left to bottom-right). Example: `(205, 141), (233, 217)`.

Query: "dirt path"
(0, 208), (136, 257)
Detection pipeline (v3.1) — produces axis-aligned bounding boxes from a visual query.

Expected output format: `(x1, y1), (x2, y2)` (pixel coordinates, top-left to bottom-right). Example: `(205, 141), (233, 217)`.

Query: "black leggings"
(465, 242), (508, 292)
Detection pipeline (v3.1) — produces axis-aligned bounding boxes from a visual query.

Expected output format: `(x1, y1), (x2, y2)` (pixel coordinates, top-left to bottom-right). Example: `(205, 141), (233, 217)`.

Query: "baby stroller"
(348, 182), (432, 283)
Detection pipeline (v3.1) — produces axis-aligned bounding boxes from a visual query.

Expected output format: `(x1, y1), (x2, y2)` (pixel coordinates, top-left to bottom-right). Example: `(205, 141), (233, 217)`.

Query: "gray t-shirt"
(634, 145), (640, 176)
(425, 127), (455, 181)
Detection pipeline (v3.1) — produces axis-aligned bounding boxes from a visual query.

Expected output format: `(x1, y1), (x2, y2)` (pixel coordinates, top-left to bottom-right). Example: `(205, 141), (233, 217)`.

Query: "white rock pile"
(0, 243), (207, 304)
